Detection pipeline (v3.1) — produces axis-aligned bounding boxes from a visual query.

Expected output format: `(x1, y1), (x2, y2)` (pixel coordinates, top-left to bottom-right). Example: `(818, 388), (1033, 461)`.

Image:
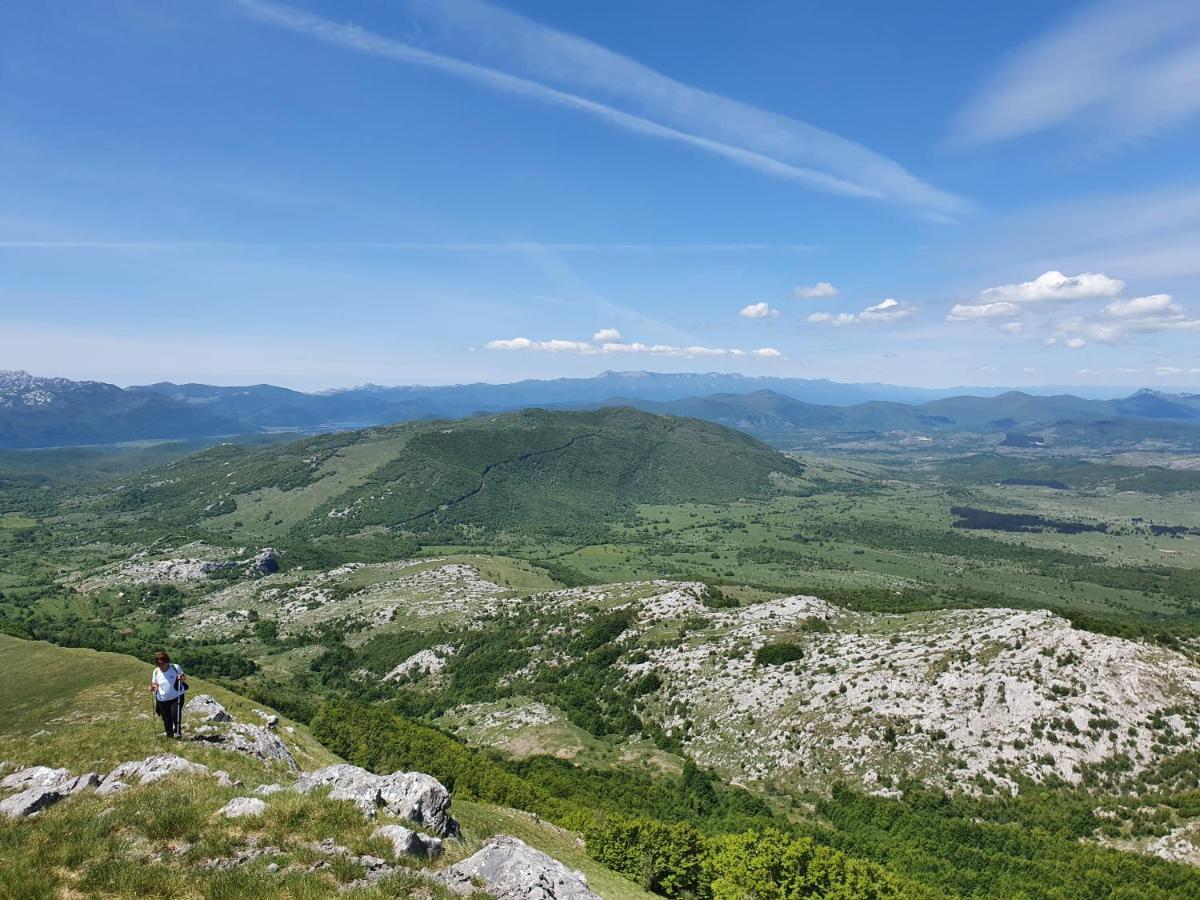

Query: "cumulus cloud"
(485, 330), (783, 359)
(1103, 293), (1178, 317)
(807, 298), (917, 326)
(949, 270), (1128, 326)
(1046, 293), (1200, 349)
(794, 282), (838, 299)
(979, 270), (1125, 304)
(739, 302), (779, 319)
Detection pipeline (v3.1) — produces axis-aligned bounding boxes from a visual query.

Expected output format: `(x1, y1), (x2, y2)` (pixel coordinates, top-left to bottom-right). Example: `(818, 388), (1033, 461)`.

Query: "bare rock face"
(106, 754), (208, 786)
(218, 796), (267, 818)
(293, 765), (456, 833)
(441, 836), (598, 900)
(0, 786), (63, 819)
(190, 723), (297, 771)
(372, 824), (442, 859)
(185, 694), (233, 723)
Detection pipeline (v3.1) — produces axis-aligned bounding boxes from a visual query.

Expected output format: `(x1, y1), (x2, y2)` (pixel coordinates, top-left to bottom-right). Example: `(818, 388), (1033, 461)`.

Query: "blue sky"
(2, 0), (1199, 390)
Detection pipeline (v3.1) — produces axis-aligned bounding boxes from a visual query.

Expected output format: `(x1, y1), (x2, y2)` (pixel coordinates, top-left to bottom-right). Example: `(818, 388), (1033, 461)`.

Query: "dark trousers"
(156, 697), (182, 736)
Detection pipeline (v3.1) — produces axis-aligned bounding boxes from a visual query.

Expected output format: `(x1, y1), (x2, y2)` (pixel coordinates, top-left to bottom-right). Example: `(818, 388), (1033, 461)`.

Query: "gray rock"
(294, 764), (382, 816)
(255, 783), (284, 796)
(1, 766), (71, 793)
(63, 773), (101, 795)
(0, 787), (63, 819)
(185, 694), (234, 723)
(372, 824), (443, 859)
(441, 836), (598, 900)
(96, 779), (129, 797)
(213, 770), (234, 787)
(293, 765), (455, 832)
(106, 754), (208, 786)
(218, 796), (267, 818)
(190, 723), (297, 770)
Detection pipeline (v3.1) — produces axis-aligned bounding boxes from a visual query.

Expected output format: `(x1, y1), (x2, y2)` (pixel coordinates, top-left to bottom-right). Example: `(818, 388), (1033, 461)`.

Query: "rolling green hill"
(98, 407), (802, 543)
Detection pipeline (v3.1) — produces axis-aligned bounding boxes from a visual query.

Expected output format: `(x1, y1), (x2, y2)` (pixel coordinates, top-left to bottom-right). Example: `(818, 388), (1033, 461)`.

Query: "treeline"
(585, 818), (921, 899)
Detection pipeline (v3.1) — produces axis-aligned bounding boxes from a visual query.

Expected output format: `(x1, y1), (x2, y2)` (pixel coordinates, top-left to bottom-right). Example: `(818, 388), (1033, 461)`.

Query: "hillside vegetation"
(96, 407), (801, 543)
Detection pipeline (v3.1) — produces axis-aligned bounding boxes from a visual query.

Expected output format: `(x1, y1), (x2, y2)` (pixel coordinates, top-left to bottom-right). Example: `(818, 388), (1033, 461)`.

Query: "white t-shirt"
(152, 663), (186, 702)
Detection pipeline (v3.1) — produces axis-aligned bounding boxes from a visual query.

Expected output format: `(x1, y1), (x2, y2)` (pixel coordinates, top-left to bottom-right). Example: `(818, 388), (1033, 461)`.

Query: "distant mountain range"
(2, 369), (1199, 449)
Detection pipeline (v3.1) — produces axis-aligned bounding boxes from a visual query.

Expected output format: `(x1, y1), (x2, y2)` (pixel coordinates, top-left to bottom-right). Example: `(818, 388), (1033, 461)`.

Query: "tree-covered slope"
(99, 407), (802, 541)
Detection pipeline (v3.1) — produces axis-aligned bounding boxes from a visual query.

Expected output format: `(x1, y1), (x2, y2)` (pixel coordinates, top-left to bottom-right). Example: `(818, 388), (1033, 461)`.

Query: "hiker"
(149, 650), (188, 739)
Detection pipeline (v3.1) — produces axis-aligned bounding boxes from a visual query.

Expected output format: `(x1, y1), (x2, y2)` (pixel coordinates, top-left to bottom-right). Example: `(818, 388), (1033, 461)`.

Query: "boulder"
(294, 764), (381, 817)
(372, 824), (443, 859)
(441, 836), (599, 899)
(106, 754), (207, 786)
(190, 723), (297, 770)
(379, 771), (455, 835)
(255, 783), (284, 796)
(218, 797), (267, 818)
(293, 765), (455, 833)
(0, 787), (63, 819)
(185, 694), (233, 723)
(1, 766), (71, 793)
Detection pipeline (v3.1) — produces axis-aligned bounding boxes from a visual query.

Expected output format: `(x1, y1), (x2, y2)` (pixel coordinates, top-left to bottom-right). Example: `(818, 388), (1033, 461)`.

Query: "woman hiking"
(149, 650), (188, 739)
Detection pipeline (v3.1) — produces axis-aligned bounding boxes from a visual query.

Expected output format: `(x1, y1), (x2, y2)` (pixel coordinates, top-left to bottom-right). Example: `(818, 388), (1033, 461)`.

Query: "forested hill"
(98, 407), (802, 543)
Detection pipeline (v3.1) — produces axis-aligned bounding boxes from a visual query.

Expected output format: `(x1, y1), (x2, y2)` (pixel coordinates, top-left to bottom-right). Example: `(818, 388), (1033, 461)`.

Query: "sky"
(1, 0), (1199, 391)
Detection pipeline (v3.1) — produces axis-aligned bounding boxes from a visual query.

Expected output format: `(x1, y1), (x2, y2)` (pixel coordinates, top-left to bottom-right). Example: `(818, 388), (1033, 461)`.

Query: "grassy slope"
(0, 634), (655, 899)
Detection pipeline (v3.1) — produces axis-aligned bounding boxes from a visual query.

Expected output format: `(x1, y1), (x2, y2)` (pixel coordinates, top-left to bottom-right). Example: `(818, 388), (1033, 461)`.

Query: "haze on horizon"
(2, 0), (1199, 391)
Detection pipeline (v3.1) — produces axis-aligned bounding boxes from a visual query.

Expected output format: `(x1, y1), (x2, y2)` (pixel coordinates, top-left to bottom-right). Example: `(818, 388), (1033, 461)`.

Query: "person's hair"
(154, 650), (171, 664)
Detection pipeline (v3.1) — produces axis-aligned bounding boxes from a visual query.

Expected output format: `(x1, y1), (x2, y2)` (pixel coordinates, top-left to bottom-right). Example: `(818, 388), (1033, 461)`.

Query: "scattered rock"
(253, 709), (279, 729)
(372, 824), (442, 859)
(293, 764), (455, 833)
(190, 723), (297, 770)
(0, 787), (63, 819)
(441, 835), (598, 899)
(255, 783), (284, 796)
(185, 694), (233, 723)
(106, 754), (208, 786)
(218, 797), (267, 818)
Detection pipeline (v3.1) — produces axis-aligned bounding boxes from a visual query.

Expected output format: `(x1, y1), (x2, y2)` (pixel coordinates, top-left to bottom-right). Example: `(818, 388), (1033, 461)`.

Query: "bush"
(755, 642), (804, 666)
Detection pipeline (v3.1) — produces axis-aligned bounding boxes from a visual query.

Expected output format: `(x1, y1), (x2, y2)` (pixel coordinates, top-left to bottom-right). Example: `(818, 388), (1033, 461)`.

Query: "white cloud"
(236, 0), (965, 216)
(954, 0), (1200, 148)
(739, 302), (779, 319)
(807, 298), (917, 326)
(793, 282), (838, 299)
(592, 327), (622, 341)
(947, 300), (1021, 321)
(1000, 322), (1025, 334)
(979, 270), (1125, 304)
(1103, 293), (1178, 317)
(485, 331), (783, 359)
